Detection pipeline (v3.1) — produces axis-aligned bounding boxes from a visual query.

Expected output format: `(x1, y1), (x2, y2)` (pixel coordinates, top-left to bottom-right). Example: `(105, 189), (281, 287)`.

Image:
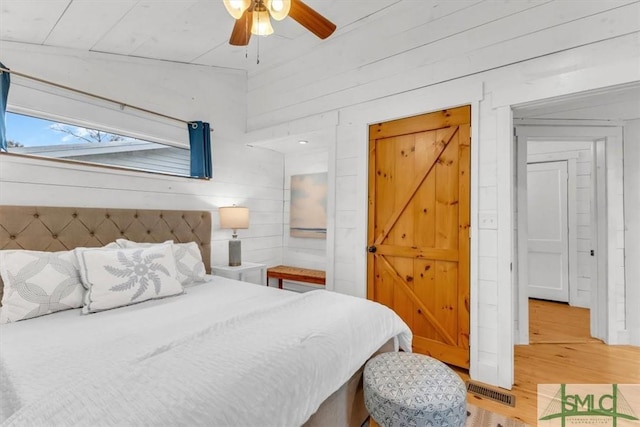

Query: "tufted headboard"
(0, 206), (212, 303)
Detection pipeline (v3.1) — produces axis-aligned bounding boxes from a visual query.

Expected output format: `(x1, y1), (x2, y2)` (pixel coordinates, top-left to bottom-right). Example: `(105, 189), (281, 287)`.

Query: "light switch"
(479, 211), (498, 229)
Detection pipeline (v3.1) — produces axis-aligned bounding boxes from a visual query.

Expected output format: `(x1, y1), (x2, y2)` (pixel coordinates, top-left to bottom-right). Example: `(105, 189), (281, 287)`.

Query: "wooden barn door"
(367, 105), (471, 368)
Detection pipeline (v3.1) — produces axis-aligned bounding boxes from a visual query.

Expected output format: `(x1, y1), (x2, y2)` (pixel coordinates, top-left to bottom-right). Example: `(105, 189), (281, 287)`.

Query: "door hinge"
(591, 249), (595, 256)
(510, 262), (513, 272)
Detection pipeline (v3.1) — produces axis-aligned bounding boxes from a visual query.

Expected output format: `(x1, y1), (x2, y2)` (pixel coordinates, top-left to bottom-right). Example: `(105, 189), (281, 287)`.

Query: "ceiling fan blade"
(229, 9), (252, 46)
(288, 0), (336, 40)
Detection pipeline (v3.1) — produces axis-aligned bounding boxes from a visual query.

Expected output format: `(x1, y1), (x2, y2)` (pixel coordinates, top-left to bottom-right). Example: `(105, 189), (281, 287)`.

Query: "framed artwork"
(290, 172), (328, 239)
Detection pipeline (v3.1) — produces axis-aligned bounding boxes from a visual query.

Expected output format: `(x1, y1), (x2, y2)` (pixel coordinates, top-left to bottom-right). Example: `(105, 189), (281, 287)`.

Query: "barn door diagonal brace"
(377, 255), (457, 346)
(374, 126), (459, 246)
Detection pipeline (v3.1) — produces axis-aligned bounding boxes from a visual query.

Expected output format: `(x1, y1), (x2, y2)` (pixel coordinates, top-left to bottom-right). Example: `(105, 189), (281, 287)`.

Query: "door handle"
(368, 245), (377, 253)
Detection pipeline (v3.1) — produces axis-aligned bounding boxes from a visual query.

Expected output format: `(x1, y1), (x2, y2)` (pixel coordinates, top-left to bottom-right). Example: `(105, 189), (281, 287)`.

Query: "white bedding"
(0, 275), (412, 426)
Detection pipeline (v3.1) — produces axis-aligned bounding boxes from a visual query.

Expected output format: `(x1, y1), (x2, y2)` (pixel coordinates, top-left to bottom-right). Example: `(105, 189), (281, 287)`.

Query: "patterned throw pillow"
(0, 250), (85, 323)
(76, 245), (183, 314)
(116, 239), (206, 285)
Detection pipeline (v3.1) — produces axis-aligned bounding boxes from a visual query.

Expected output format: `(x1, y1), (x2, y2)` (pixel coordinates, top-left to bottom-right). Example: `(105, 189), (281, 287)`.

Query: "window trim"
(0, 150), (209, 181)
(3, 108), (202, 180)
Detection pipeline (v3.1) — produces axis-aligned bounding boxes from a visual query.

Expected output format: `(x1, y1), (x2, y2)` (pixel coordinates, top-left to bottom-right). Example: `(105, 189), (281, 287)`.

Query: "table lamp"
(219, 206), (249, 266)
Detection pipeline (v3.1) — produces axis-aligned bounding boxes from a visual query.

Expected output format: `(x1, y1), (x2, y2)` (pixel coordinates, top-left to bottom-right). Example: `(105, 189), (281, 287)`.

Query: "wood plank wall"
(624, 120), (640, 346)
(245, 0), (640, 385)
(0, 45), (286, 268)
(247, 1), (639, 130)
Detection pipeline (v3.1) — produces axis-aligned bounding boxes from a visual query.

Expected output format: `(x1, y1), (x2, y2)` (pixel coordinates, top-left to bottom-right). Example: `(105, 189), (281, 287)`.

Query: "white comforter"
(0, 276), (412, 426)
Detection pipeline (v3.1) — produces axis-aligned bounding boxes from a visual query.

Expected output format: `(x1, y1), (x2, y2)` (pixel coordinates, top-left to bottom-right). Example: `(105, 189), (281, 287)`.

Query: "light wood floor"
(529, 298), (601, 344)
(453, 299), (640, 425)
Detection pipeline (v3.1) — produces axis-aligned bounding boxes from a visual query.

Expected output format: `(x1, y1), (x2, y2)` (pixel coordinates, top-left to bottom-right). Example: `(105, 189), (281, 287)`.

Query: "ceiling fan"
(223, 0), (337, 46)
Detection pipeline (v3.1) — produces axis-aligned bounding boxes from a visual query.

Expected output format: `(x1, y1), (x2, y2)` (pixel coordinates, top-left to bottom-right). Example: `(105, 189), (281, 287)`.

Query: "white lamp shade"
(219, 206), (250, 230)
(251, 9), (274, 36)
(266, 0), (291, 21)
(223, 0), (251, 20)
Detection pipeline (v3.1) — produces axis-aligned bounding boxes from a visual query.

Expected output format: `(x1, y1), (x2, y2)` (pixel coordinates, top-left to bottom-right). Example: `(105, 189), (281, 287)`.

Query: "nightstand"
(211, 262), (267, 286)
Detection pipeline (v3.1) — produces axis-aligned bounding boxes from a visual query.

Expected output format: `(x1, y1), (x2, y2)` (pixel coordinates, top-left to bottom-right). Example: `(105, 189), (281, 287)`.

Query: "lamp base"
(228, 239), (241, 266)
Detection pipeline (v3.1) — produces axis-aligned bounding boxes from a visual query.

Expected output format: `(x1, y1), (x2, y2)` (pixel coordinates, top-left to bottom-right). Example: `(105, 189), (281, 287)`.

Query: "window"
(5, 111), (190, 177)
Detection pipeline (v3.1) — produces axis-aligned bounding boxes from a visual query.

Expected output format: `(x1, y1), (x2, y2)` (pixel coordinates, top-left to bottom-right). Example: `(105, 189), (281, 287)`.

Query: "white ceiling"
(247, 127), (334, 154)
(0, 0), (399, 73)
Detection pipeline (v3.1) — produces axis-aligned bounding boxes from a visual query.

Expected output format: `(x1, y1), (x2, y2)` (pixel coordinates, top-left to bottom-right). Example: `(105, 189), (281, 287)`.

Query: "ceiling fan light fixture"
(223, 0), (251, 20)
(251, 9), (274, 36)
(227, 0), (336, 46)
(266, 0), (291, 21)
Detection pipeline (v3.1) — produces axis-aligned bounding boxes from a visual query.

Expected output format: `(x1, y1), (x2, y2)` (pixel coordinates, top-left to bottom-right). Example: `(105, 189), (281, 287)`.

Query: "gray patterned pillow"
(0, 250), (84, 323)
(76, 244), (183, 314)
(116, 239), (206, 285)
(171, 242), (207, 284)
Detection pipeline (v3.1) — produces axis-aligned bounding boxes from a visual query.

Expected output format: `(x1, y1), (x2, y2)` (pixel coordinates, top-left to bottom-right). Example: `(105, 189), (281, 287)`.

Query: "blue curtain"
(188, 121), (212, 179)
(0, 62), (10, 152)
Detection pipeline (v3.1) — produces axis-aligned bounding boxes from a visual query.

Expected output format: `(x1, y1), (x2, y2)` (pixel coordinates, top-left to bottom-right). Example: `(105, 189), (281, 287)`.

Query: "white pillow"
(76, 244), (183, 314)
(0, 250), (84, 323)
(116, 239), (206, 285)
(115, 239), (173, 247)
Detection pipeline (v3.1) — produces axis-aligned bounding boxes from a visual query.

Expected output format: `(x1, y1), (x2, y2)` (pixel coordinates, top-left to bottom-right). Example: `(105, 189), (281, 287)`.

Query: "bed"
(0, 206), (412, 426)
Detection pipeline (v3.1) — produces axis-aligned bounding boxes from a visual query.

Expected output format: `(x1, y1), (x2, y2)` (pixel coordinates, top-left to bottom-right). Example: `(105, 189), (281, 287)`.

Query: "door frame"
(492, 72), (636, 387)
(345, 81), (482, 381)
(514, 128), (595, 344)
(509, 123), (624, 344)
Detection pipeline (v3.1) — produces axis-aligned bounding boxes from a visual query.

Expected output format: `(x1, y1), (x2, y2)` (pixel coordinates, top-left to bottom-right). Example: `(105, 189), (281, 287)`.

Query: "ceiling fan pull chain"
(244, 30), (248, 58)
(246, 10), (249, 59)
(256, 15), (261, 65)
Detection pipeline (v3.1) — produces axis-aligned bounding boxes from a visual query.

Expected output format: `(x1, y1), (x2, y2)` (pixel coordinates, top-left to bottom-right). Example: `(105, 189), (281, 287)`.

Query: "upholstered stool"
(364, 352), (466, 427)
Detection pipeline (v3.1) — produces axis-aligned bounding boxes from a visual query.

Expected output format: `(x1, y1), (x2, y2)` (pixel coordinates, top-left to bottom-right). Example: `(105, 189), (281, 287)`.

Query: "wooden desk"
(266, 265), (326, 289)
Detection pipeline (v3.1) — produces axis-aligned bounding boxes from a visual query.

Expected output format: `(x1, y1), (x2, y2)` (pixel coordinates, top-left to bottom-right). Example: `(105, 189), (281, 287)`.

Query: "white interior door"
(527, 161), (569, 302)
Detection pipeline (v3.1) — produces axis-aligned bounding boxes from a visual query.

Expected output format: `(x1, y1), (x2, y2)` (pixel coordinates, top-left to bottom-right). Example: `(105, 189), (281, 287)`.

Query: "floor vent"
(466, 381), (516, 407)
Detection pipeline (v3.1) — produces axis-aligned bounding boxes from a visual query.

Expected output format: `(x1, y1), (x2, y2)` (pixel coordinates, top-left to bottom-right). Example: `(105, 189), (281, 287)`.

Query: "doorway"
(520, 136), (601, 344)
(525, 155), (598, 343)
(514, 126), (623, 345)
(493, 79), (637, 388)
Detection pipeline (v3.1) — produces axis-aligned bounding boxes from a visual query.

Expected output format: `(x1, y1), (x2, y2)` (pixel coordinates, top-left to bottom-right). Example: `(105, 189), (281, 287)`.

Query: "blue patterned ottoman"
(363, 352), (467, 427)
